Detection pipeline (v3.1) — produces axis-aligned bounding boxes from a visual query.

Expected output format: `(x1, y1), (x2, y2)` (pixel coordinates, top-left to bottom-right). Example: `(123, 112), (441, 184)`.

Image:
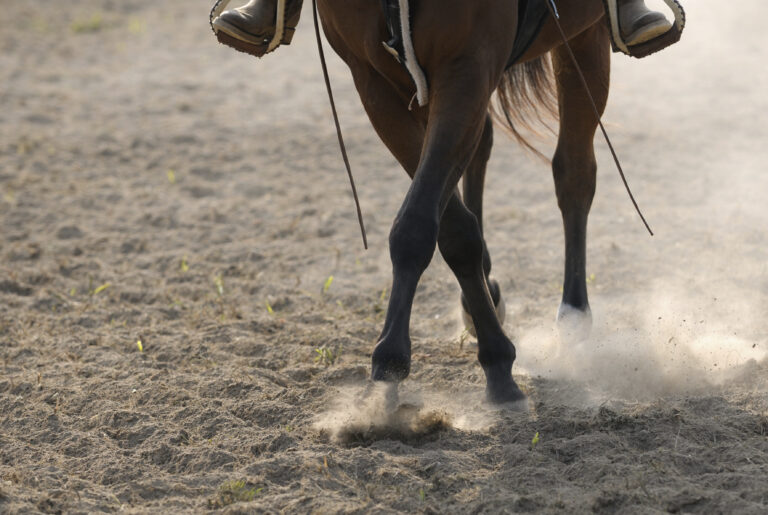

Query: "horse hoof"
(461, 279), (506, 337)
(485, 379), (527, 409)
(556, 303), (592, 343)
(371, 341), (411, 382)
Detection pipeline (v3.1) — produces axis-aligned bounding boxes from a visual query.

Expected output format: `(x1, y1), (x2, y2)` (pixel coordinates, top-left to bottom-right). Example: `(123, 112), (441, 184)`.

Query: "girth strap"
(380, 0), (429, 107)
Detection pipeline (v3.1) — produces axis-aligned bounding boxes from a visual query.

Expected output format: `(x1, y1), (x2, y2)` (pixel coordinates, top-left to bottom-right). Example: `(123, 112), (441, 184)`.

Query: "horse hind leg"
(551, 24), (611, 339)
(439, 192), (524, 404)
(460, 115), (506, 337)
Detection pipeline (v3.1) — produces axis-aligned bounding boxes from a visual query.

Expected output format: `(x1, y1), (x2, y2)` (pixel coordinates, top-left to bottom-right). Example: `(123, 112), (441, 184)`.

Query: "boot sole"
(212, 18), (296, 58)
(624, 19), (673, 46)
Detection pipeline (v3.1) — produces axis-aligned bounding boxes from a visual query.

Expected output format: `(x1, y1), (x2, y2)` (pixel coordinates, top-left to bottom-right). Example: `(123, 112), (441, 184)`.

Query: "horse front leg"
(370, 72), (521, 403)
(345, 57), (522, 402)
(551, 24), (611, 337)
(371, 77), (491, 382)
(371, 119), (472, 382)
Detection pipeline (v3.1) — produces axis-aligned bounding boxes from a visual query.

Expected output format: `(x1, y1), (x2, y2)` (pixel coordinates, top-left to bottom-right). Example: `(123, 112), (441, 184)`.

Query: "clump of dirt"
(314, 383), (453, 444)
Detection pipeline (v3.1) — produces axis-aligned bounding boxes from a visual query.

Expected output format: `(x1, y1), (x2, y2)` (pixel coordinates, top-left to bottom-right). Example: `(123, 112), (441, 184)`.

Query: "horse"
(315, 0), (612, 404)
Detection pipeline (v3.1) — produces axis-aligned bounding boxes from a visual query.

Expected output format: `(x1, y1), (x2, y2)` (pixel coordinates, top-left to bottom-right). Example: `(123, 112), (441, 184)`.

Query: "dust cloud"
(515, 284), (766, 403)
(502, 0), (768, 404)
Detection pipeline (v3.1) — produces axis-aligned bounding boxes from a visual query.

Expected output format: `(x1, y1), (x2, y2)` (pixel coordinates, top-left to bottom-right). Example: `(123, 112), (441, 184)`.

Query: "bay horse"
(316, 0), (611, 404)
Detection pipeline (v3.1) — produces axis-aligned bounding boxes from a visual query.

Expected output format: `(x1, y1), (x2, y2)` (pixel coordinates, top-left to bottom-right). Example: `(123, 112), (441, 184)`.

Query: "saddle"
(380, 0), (549, 72)
(380, 0), (550, 107)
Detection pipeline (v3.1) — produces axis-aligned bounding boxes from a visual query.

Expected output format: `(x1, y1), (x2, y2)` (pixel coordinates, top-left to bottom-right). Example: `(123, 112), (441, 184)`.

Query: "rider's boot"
(212, 0), (304, 57)
(617, 0), (672, 46)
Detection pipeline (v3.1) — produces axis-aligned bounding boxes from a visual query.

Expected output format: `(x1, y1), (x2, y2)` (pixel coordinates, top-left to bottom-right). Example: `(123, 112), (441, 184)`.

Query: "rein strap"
(312, 0), (369, 249)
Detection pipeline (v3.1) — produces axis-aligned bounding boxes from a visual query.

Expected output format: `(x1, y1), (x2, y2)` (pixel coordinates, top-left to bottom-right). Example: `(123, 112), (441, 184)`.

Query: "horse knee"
(389, 209), (439, 274)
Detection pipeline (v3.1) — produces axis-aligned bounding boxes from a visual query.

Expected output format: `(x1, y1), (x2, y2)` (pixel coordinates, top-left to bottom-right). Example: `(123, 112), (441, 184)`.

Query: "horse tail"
(491, 54), (557, 160)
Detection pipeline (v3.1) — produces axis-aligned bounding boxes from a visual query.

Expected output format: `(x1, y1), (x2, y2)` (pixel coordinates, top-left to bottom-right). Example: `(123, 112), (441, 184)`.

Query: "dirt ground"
(2, 0), (767, 513)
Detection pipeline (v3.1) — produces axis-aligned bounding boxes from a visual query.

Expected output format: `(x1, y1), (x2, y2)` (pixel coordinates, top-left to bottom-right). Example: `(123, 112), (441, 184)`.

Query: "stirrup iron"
(604, 0), (686, 58)
(209, 0), (295, 58)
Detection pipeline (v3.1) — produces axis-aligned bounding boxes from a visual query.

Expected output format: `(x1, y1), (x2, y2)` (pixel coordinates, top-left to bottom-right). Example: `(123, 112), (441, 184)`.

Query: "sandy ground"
(1, 0), (767, 512)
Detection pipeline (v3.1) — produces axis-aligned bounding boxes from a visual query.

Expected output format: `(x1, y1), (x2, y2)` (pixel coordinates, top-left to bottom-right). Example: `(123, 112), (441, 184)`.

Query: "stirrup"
(209, 0), (292, 58)
(603, 0), (686, 58)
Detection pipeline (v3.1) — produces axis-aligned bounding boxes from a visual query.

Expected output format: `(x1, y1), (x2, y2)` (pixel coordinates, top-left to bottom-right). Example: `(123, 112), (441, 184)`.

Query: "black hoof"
(483, 359), (526, 408)
(371, 341), (410, 382)
(485, 378), (527, 407)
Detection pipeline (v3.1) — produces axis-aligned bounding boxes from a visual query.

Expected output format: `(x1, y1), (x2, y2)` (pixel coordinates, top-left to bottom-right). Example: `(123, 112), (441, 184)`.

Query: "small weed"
(2, 189), (14, 204)
(314, 344), (342, 366)
(167, 169), (176, 184)
(208, 480), (260, 508)
(71, 13), (104, 33)
(531, 431), (540, 450)
(90, 282), (111, 296)
(265, 300), (274, 315)
(374, 287), (388, 314)
(419, 488), (426, 503)
(29, 17), (50, 33)
(586, 273), (596, 284)
(458, 329), (470, 351)
(128, 18), (146, 35)
(136, 340), (143, 353)
(322, 275), (334, 294)
(213, 275), (224, 296)
(179, 256), (189, 273)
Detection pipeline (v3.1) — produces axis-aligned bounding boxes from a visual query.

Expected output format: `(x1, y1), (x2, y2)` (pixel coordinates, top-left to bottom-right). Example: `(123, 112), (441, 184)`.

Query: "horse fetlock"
(461, 278), (506, 337)
(371, 339), (411, 382)
(477, 338), (515, 370)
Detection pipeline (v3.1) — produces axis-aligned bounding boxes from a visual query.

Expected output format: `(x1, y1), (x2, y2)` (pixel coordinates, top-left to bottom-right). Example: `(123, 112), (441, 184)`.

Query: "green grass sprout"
(314, 344), (342, 366)
(323, 275), (334, 294)
(136, 340), (144, 353)
(71, 13), (104, 33)
(128, 18), (146, 35)
(213, 275), (224, 296)
(208, 480), (259, 508)
(92, 282), (111, 296)
(531, 431), (540, 450)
